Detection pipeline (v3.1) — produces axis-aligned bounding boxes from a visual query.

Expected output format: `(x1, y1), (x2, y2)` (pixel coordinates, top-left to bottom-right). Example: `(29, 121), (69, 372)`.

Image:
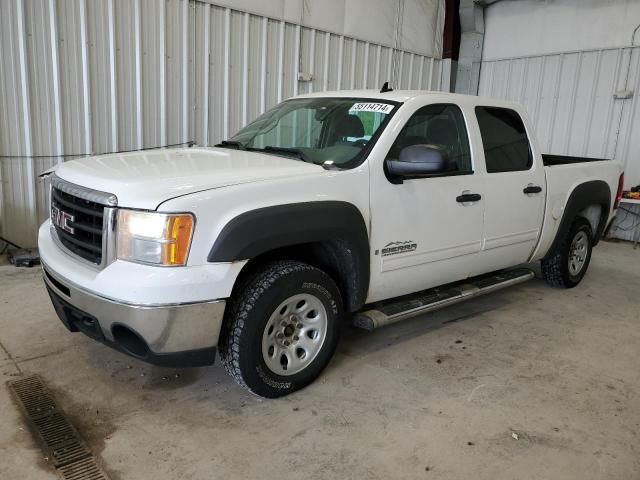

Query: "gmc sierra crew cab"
(39, 89), (624, 398)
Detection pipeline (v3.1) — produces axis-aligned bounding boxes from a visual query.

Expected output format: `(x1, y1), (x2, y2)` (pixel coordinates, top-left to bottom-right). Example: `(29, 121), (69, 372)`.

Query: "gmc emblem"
(51, 205), (75, 234)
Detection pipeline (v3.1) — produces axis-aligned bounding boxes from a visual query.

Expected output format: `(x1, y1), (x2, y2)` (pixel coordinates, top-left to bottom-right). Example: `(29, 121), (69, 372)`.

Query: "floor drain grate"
(8, 375), (111, 480)
(58, 457), (109, 480)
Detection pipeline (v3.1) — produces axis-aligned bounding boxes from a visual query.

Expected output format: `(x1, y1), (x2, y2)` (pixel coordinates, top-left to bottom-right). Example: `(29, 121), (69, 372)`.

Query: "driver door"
(367, 102), (486, 303)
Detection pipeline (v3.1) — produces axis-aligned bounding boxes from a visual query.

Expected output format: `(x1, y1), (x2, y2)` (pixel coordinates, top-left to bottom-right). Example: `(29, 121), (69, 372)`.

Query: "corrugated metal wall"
(0, 0), (445, 247)
(192, 2), (444, 147)
(0, 0), (196, 247)
(479, 46), (640, 241)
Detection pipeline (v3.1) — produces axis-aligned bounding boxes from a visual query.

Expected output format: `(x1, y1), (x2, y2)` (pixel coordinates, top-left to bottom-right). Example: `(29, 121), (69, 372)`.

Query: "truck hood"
(53, 147), (323, 209)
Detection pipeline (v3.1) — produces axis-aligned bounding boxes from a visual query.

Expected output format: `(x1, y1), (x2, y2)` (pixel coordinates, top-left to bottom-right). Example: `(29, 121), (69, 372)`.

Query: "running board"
(353, 268), (534, 331)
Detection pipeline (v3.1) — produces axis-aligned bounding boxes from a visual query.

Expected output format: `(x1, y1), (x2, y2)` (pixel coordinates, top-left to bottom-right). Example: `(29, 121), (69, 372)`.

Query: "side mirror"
(386, 145), (447, 181)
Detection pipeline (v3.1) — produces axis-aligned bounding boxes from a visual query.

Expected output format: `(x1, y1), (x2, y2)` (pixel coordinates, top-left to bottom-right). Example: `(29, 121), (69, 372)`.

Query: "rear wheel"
(541, 217), (593, 288)
(219, 260), (342, 398)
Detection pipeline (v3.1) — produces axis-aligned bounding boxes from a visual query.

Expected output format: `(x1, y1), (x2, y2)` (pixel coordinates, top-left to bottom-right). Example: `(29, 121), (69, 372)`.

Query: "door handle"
(456, 193), (482, 203)
(523, 185), (542, 194)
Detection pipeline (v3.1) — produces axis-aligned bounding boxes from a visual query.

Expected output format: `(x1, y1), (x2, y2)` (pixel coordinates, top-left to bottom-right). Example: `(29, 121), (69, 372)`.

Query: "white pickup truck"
(40, 89), (624, 397)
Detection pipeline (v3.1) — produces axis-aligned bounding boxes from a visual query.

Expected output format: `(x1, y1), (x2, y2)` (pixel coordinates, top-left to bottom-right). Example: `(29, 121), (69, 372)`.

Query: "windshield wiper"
(216, 142), (315, 164)
(215, 140), (246, 150)
(260, 146), (313, 163)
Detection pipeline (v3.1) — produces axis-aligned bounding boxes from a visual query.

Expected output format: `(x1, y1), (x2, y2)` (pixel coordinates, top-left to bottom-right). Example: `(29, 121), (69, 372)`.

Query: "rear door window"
(475, 107), (532, 173)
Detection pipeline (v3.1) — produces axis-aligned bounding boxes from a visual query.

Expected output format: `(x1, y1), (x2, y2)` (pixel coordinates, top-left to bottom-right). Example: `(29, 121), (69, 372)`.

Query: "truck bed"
(542, 154), (611, 166)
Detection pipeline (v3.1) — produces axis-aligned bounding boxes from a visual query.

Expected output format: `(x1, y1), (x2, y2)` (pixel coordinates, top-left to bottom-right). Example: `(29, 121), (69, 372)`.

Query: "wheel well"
(232, 241), (367, 313)
(576, 201), (610, 246)
(577, 204), (603, 237)
(546, 181), (611, 259)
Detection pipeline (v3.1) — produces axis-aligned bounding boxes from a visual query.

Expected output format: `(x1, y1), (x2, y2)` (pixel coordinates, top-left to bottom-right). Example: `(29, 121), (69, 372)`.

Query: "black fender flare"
(208, 201), (370, 309)
(545, 180), (611, 258)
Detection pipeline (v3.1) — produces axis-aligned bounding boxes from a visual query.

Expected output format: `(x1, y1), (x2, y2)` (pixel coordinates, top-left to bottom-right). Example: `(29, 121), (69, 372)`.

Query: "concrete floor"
(1, 241), (639, 480)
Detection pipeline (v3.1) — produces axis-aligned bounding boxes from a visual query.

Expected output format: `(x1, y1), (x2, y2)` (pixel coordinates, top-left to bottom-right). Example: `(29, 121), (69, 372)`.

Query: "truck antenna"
(380, 81), (393, 93)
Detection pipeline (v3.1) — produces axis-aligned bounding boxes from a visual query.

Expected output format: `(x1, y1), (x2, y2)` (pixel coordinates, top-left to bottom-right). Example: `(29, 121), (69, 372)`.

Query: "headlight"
(116, 210), (194, 266)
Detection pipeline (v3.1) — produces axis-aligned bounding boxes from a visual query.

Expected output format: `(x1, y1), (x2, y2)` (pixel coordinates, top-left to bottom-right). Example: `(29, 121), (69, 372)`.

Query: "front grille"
(51, 187), (106, 265)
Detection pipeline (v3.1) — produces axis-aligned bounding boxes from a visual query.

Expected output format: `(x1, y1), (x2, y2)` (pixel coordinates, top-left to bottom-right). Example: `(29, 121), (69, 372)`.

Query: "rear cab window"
(475, 106), (532, 173)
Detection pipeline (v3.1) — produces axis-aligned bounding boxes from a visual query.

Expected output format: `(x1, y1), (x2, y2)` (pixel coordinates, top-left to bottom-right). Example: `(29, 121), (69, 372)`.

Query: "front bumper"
(43, 264), (226, 367)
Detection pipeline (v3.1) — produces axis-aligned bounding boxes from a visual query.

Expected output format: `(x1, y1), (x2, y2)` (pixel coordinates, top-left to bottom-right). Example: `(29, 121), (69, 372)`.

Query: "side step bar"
(353, 268), (534, 331)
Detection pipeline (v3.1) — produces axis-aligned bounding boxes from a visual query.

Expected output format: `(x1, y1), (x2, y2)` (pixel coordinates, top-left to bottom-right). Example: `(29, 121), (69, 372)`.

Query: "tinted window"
(475, 107), (532, 173)
(388, 104), (472, 174)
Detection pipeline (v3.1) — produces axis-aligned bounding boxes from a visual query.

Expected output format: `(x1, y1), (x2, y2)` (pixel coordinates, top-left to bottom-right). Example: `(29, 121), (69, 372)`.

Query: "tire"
(219, 260), (342, 398)
(541, 217), (593, 288)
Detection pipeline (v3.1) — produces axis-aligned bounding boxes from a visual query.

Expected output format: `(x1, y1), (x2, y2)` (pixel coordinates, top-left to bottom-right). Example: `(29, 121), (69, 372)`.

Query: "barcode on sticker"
(349, 103), (394, 114)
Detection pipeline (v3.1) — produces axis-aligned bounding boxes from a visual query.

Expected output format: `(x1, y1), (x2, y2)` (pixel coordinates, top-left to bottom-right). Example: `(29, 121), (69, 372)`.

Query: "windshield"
(224, 97), (399, 168)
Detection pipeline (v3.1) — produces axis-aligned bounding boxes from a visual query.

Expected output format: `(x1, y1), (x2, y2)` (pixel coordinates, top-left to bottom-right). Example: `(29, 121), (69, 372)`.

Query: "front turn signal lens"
(162, 214), (194, 265)
(117, 210), (194, 266)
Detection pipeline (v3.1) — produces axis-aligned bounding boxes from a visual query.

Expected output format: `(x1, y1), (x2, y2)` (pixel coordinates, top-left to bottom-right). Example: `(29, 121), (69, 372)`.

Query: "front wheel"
(541, 217), (593, 288)
(219, 260), (342, 398)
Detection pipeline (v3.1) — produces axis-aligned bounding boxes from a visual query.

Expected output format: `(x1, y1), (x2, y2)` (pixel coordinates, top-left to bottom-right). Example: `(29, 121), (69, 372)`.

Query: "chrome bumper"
(42, 263), (226, 367)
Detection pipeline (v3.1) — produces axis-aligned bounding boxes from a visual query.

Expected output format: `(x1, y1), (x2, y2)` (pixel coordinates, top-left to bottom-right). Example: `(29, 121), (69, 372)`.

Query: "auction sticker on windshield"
(349, 102), (394, 114)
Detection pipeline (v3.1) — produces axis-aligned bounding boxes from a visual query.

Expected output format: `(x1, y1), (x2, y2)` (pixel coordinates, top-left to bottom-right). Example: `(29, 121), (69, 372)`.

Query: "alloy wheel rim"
(261, 293), (328, 376)
(568, 230), (588, 276)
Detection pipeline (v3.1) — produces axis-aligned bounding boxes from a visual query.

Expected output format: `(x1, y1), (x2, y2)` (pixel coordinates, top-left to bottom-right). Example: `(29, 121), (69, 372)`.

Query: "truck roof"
(294, 89), (521, 109)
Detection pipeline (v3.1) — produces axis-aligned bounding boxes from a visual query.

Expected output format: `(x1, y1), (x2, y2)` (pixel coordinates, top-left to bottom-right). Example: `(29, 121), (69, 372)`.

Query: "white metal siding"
(479, 46), (640, 241)
(0, 0), (444, 247)
(483, 0), (640, 62)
